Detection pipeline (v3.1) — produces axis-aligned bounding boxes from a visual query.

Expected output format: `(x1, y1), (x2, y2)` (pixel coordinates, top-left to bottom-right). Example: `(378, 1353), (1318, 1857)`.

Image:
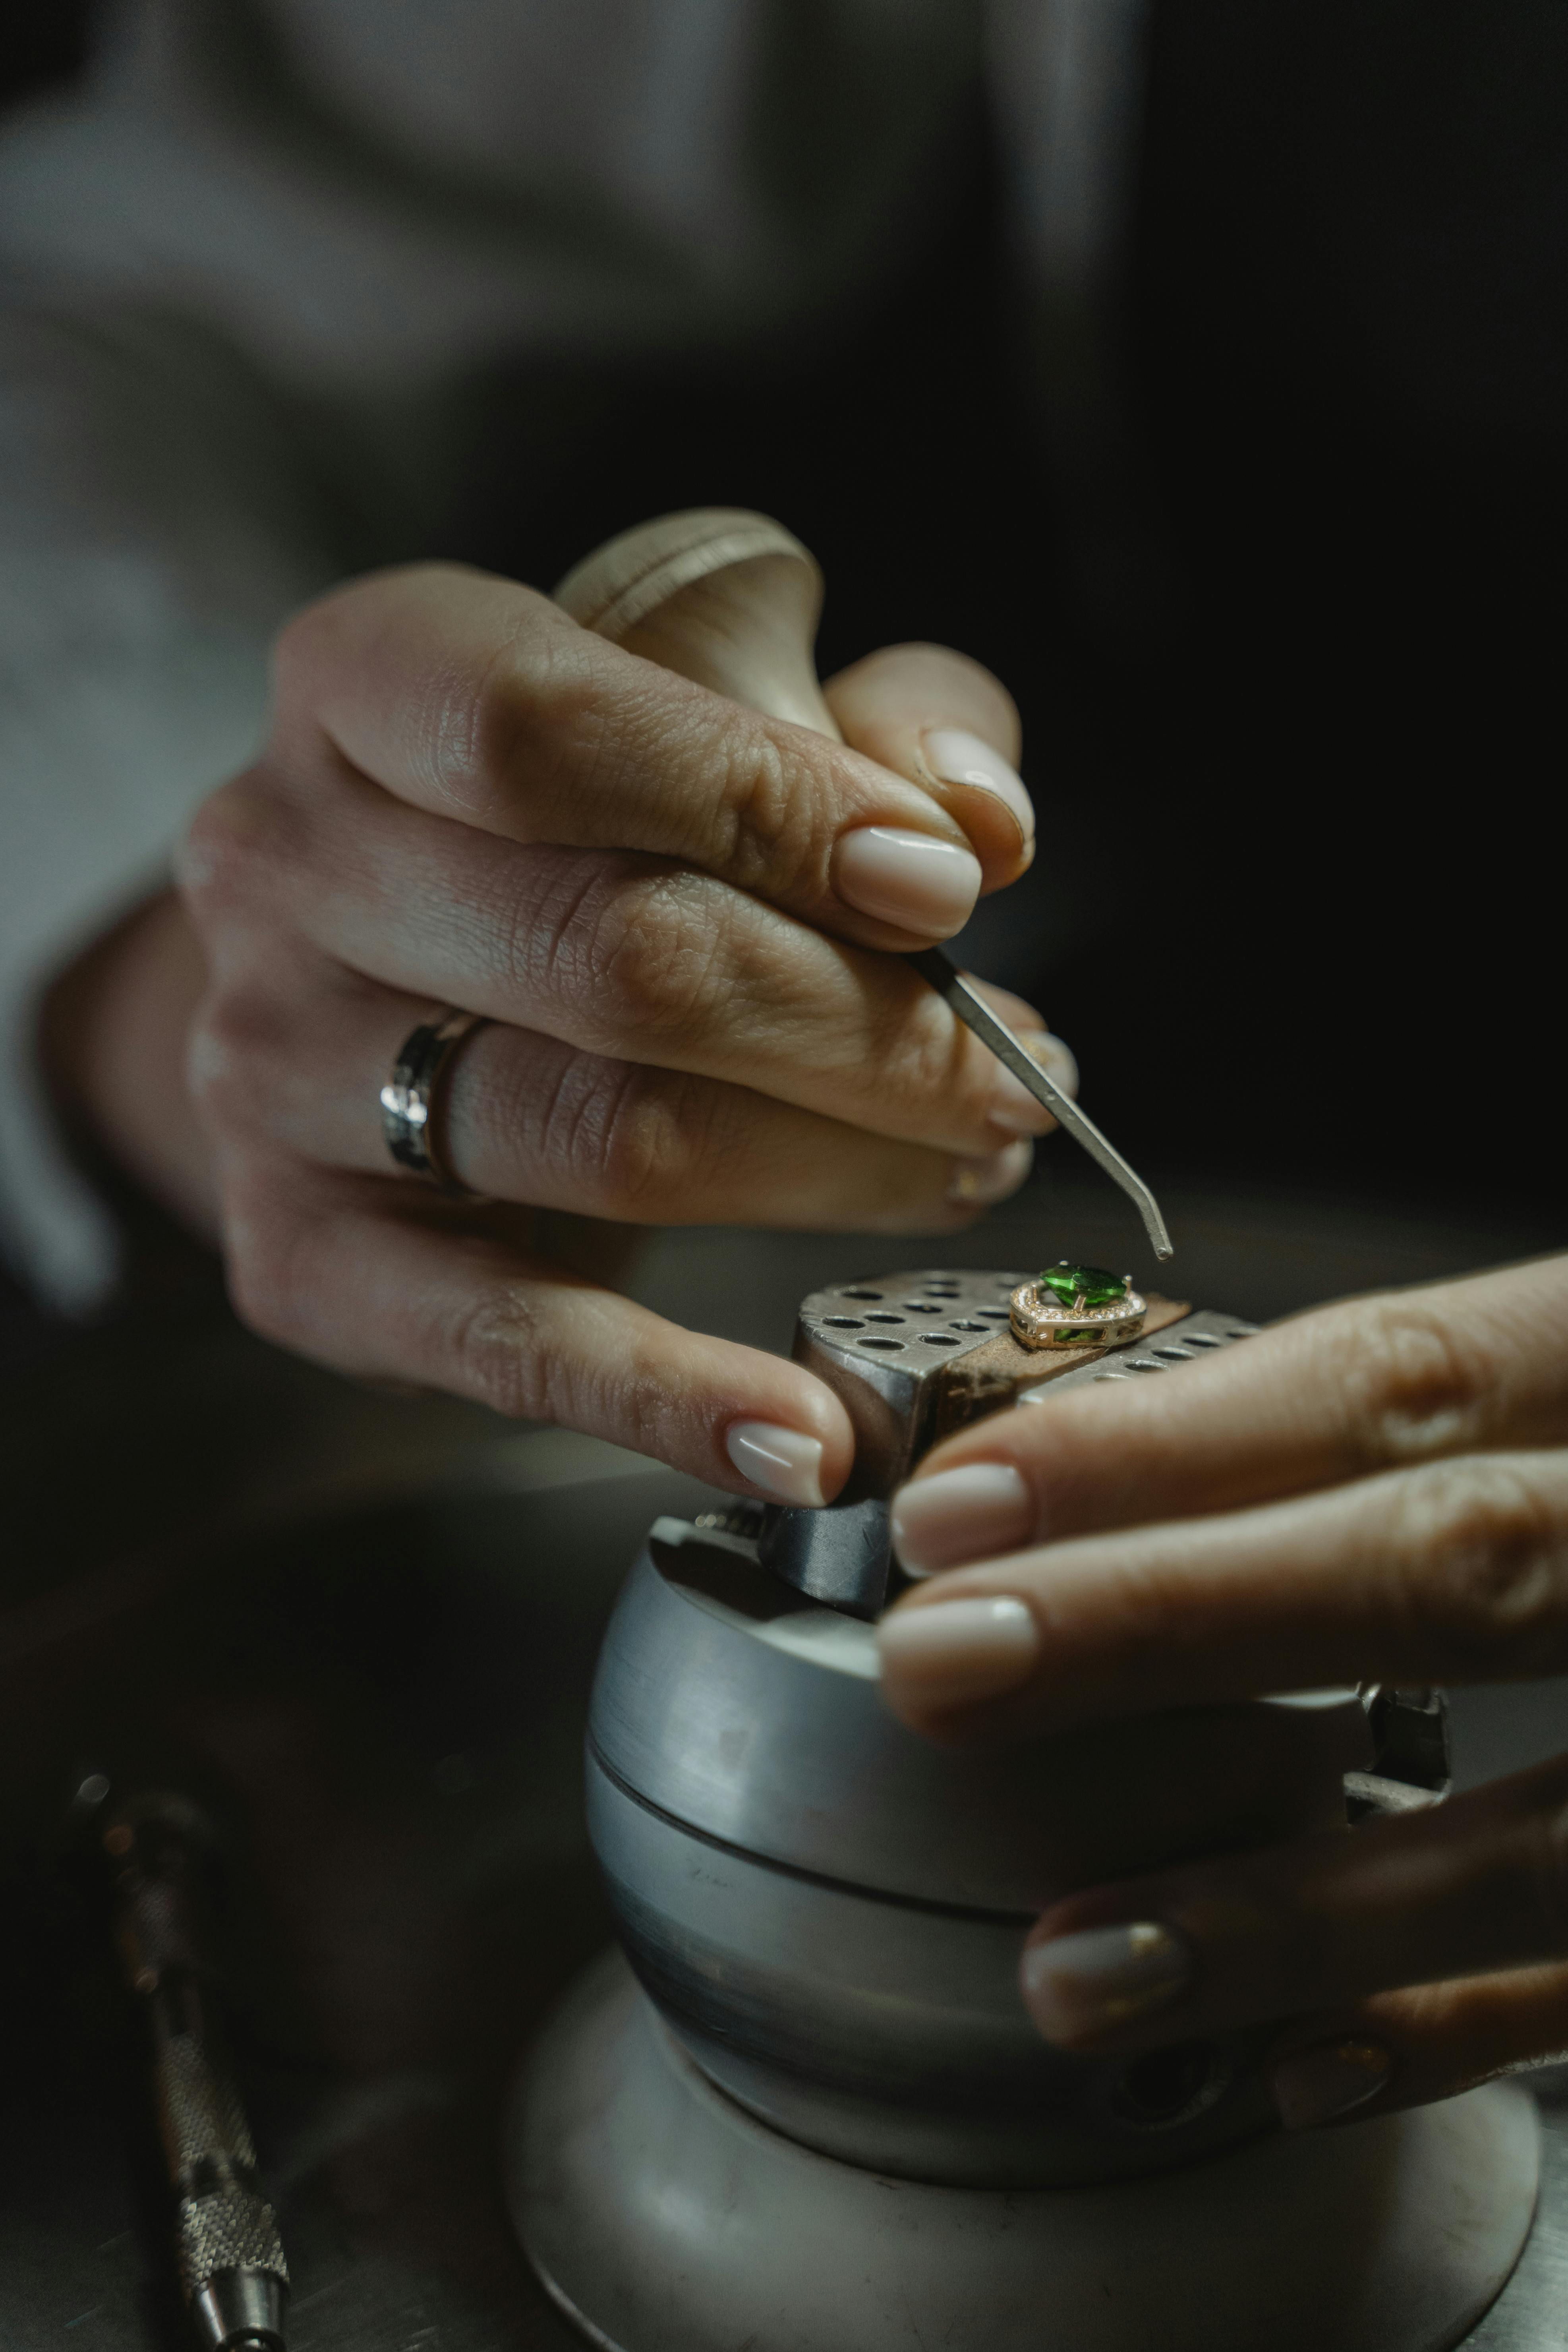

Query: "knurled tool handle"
(104, 1797), (289, 2352)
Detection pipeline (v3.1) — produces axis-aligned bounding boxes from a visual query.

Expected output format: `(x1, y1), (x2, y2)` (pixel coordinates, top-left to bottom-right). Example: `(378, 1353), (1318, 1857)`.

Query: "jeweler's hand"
(157, 563), (1069, 1500)
(876, 1257), (1568, 2128)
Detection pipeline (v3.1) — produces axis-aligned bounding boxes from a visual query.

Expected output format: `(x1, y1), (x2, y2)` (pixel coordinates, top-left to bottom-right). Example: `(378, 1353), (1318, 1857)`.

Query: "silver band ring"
(380, 1007), (489, 1191)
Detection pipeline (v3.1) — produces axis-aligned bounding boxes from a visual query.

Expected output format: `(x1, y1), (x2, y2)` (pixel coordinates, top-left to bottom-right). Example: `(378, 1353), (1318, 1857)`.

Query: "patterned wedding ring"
(380, 1006), (489, 1192)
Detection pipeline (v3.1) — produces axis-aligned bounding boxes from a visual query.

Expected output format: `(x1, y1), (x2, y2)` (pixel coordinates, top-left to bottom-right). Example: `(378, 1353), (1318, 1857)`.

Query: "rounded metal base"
(506, 1952), (1540, 2352)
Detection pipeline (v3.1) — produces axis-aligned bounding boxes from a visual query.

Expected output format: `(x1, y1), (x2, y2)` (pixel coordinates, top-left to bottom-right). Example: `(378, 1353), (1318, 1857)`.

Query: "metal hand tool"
(909, 948), (1172, 1258)
(98, 1789), (289, 2352)
(555, 508), (1174, 1262)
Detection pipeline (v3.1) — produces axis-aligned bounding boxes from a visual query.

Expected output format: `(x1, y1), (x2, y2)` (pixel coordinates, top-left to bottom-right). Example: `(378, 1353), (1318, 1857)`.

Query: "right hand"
(174, 562), (1069, 1503)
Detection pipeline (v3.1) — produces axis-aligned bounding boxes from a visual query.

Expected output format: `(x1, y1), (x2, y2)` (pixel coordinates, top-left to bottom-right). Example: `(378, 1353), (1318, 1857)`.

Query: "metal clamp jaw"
(755, 1267), (1253, 1617)
(741, 1261), (1455, 1804)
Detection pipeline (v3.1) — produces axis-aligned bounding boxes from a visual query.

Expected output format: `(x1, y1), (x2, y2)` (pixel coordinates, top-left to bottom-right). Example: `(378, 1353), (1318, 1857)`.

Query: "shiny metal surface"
(0, 1392), (1561, 2344)
(770, 1292), (1259, 1613)
(908, 950), (1174, 1259)
(4, 1197), (1566, 2344)
(378, 1007), (491, 1193)
(765, 1263), (1040, 1612)
(590, 1520), (1370, 1911)
(512, 1954), (1540, 2352)
(588, 1758), (1271, 2182)
(192, 2270), (286, 2352)
(786, 1264), (1035, 1501)
(104, 1794), (290, 2350)
(1016, 1302), (1260, 1396)
(586, 1514), (1371, 2183)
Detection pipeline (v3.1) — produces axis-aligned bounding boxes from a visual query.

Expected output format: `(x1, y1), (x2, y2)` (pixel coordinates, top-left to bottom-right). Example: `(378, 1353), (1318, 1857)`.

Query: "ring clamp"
(380, 1006), (489, 1192)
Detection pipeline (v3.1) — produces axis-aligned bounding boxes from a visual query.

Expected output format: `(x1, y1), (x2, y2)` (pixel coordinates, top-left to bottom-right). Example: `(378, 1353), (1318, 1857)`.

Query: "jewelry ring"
(1010, 1261), (1147, 1350)
(380, 1007), (489, 1191)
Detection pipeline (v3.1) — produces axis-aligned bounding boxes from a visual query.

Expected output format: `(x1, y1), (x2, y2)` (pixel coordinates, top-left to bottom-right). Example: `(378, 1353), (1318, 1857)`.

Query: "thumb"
(824, 643), (1032, 886)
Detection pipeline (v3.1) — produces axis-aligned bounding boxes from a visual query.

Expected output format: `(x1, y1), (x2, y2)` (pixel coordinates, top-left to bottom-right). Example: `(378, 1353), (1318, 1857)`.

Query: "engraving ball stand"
(500, 516), (1540, 2349)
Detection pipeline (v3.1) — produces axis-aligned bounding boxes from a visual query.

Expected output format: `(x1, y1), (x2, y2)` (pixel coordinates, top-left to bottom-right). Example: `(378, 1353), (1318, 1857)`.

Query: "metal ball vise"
(501, 516), (1541, 2350)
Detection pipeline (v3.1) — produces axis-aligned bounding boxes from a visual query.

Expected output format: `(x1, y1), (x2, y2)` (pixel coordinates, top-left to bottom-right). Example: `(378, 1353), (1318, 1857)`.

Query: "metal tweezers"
(909, 948), (1173, 1262)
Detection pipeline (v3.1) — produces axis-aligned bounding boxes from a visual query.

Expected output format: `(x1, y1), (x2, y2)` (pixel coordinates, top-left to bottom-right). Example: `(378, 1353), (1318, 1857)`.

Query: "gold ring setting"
(1010, 1262), (1147, 1351)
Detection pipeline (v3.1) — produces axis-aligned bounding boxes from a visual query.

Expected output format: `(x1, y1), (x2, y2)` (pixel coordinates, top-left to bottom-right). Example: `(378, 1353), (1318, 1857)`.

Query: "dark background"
(3, 2), (1564, 1251)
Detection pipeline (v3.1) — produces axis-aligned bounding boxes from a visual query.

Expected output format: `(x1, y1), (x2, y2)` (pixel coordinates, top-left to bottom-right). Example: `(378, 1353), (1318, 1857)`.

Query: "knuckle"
(465, 613), (600, 820)
(220, 1185), (308, 1348)
(446, 1284), (551, 1422)
(879, 989), (983, 1128)
(1335, 1298), (1496, 1465)
(177, 772), (304, 919)
(570, 867), (732, 1044)
(716, 731), (820, 894)
(576, 1066), (715, 1217)
(185, 992), (263, 1129)
(1386, 1458), (1568, 1673)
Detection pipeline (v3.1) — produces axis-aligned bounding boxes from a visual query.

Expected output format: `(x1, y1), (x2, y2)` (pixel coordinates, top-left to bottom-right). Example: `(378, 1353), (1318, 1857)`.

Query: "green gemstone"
(1040, 1261), (1129, 1310)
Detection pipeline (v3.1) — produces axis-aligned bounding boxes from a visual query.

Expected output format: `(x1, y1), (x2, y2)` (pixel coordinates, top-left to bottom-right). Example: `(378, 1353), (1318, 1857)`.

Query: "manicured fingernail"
(725, 1421), (826, 1507)
(947, 1139), (1032, 1206)
(1267, 2040), (1392, 2131)
(833, 826), (982, 936)
(876, 1595), (1039, 1706)
(922, 728), (1034, 845)
(1020, 1923), (1191, 2042)
(987, 1034), (1079, 1137)
(891, 1462), (1034, 1577)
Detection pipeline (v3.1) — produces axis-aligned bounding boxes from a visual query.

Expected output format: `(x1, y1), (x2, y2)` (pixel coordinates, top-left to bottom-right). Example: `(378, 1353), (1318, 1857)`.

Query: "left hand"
(875, 1255), (1568, 2130)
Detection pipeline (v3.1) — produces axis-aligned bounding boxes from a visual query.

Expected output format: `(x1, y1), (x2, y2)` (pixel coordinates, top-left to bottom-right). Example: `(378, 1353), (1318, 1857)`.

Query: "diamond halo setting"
(1009, 1261), (1147, 1351)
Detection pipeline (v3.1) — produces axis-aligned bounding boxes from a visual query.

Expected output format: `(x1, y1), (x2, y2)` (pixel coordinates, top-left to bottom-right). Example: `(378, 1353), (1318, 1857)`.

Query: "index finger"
(876, 1448), (1568, 1741)
(887, 1257), (1568, 1576)
(271, 563), (1003, 950)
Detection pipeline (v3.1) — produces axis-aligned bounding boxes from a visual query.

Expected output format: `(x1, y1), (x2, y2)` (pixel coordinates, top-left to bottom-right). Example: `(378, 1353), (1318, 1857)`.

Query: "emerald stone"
(1040, 1261), (1129, 1310)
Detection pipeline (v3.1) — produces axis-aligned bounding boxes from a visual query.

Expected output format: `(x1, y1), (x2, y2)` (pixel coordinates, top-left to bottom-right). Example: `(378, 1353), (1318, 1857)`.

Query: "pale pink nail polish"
(725, 1421), (826, 1507)
(891, 1462), (1035, 1577)
(876, 1595), (1039, 1707)
(922, 727), (1034, 845)
(947, 1139), (1032, 1207)
(833, 826), (981, 936)
(1268, 2041), (1392, 2131)
(1020, 1923), (1191, 2041)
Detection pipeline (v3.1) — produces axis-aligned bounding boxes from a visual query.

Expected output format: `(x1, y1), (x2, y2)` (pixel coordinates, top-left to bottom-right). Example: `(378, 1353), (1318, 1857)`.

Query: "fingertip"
(824, 644), (1028, 875)
(1266, 2039), (1393, 2130)
(832, 826), (982, 937)
(889, 1460), (1036, 1576)
(824, 644), (1021, 764)
(875, 1592), (1040, 1711)
(718, 1367), (856, 1507)
(724, 1420), (829, 1507)
(921, 727), (1035, 851)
